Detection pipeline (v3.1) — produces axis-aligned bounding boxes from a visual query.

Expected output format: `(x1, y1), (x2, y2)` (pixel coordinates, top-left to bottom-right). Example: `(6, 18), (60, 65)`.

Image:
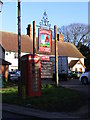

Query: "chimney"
(26, 24), (32, 38)
(57, 33), (64, 42)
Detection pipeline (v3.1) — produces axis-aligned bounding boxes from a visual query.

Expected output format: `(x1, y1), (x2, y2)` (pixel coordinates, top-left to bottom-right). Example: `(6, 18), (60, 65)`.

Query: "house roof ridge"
(0, 31), (18, 35)
(0, 31), (29, 36)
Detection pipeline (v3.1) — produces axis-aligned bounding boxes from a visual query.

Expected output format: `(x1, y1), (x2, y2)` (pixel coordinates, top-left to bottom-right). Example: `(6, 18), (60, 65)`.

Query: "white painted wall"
(5, 51), (30, 71)
(5, 51), (86, 72)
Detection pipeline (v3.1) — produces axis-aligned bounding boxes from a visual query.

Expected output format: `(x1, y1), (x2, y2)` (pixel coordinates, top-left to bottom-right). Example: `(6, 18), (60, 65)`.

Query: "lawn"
(1, 82), (86, 112)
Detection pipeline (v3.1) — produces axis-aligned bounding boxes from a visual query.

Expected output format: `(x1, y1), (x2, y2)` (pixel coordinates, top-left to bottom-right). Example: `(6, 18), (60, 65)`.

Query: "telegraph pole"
(33, 21), (36, 54)
(18, 0), (21, 96)
(54, 25), (59, 87)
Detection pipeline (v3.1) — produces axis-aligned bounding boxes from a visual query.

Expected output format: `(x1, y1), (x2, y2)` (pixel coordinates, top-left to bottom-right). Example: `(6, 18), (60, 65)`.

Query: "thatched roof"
(0, 31), (85, 58)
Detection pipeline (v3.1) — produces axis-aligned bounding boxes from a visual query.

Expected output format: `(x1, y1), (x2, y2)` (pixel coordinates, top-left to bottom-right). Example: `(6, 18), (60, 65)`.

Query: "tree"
(58, 23), (90, 48)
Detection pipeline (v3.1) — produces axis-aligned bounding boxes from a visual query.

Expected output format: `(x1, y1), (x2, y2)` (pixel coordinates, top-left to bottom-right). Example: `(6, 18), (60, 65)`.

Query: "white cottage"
(0, 25), (86, 72)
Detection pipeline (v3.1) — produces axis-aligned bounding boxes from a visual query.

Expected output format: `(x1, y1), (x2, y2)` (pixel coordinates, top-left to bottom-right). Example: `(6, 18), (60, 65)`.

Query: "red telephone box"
(21, 54), (41, 96)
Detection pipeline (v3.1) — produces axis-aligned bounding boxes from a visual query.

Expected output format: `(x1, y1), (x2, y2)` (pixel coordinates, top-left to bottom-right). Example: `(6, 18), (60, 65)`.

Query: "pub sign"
(38, 28), (52, 53)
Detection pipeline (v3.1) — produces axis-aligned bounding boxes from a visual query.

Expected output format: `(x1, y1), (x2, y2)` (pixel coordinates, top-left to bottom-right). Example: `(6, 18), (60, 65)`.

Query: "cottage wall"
(72, 62), (85, 72)
(68, 57), (85, 72)
(5, 51), (30, 71)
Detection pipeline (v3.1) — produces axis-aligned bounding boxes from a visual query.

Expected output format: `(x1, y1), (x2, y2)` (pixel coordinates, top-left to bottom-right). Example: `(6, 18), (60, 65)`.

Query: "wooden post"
(33, 21), (36, 54)
(54, 25), (59, 87)
(18, 0), (21, 96)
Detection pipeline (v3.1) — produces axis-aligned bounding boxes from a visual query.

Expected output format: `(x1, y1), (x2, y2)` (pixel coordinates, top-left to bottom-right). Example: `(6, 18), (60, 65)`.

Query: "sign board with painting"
(38, 28), (52, 53)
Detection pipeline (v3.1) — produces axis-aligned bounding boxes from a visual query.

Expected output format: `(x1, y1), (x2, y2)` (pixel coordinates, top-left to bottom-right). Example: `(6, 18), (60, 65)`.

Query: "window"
(80, 68), (82, 72)
(6, 53), (8, 55)
(78, 62), (80, 64)
(14, 53), (18, 59)
(11, 69), (13, 72)
(9, 51), (11, 54)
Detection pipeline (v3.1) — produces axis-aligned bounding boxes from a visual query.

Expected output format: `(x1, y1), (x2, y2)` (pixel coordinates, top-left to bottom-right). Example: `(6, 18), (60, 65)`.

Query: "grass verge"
(1, 82), (86, 112)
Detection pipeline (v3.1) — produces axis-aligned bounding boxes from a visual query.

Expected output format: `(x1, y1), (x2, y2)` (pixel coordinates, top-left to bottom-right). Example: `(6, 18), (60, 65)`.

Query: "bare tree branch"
(58, 23), (89, 48)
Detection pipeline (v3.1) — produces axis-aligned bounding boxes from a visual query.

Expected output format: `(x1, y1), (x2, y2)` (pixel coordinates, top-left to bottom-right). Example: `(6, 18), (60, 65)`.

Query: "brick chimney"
(26, 24), (32, 38)
(57, 33), (64, 42)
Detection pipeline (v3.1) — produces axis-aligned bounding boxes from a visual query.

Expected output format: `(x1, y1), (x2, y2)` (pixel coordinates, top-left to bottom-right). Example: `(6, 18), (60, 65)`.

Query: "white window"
(9, 51), (11, 54)
(78, 62), (80, 64)
(14, 53), (18, 59)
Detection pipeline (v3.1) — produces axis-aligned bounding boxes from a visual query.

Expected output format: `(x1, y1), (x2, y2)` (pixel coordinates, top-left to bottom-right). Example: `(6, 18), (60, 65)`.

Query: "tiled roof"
(0, 31), (85, 58)
(57, 41), (85, 58)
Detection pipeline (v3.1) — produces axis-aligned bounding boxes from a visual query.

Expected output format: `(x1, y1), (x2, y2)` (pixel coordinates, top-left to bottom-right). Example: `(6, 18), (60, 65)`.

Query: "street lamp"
(0, 0), (3, 12)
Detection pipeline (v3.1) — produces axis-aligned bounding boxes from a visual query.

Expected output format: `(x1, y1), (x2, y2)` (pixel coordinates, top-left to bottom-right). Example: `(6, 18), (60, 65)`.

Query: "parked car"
(8, 71), (20, 81)
(79, 71), (90, 84)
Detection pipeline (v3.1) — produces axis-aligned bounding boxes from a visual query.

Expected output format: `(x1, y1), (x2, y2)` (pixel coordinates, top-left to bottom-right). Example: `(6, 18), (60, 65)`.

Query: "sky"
(0, 1), (89, 37)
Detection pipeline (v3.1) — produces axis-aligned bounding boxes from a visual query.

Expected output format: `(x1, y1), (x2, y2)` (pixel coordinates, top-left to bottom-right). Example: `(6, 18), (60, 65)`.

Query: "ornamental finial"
(39, 10), (51, 29)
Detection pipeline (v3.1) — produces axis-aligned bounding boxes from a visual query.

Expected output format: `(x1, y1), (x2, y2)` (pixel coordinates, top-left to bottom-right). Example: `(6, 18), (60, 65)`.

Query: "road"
(61, 79), (89, 92)
(2, 111), (69, 120)
(2, 111), (49, 120)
